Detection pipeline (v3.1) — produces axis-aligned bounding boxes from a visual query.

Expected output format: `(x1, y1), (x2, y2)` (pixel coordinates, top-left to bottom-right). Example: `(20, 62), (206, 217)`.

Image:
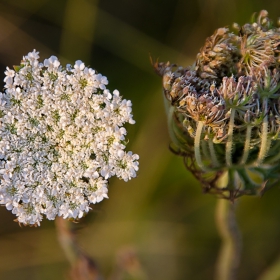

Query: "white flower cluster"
(0, 50), (139, 226)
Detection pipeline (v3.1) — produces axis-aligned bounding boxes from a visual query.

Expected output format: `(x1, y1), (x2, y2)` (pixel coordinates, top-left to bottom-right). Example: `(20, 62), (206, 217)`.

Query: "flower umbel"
(154, 11), (280, 200)
(0, 50), (139, 225)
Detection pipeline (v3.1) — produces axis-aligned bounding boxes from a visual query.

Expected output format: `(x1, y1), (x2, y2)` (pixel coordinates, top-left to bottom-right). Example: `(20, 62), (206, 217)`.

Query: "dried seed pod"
(156, 11), (280, 200)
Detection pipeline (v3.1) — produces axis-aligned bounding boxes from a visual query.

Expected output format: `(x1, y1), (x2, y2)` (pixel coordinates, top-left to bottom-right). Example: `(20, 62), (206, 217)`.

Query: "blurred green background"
(1, 0), (280, 279)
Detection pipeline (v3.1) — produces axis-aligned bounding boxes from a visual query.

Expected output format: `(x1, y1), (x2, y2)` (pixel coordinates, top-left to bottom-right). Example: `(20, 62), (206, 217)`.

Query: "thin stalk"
(255, 98), (269, 166)
(227, 168), (236, 192)
(226, 109), (236, 166)
(208, 137), (220, 167)
(194, 121), (207, 171)
(215, 198), (242, 280)
(240, 124), (252, 165)
(166, 100), (177, 143)
(165, 98), (186, 149)
(265, 141), (280, 164)
(202, 140), (211, 159)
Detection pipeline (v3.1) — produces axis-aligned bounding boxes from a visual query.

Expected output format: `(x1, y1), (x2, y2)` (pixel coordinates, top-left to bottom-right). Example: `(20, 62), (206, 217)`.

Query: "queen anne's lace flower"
(0, 50), (139, 226)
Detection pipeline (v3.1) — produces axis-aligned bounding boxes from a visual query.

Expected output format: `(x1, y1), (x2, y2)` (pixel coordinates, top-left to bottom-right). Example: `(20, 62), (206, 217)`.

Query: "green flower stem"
(208, 137), (220, 167)
(194, 121), (207, 171)
(266, 141), (280, 164)
(202, 140), (211, 159)
(240, 124), (252, 165)
(215, 198), (242, 280)
(255, 98), (269, 166)
(226, 108), (236, 166)
(165, 97), (184, 149)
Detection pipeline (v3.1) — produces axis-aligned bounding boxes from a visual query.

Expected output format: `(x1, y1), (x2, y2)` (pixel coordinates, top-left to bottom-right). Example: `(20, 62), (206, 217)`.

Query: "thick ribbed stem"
(226, 109), (236, 166)
(215, 199), (242, 280)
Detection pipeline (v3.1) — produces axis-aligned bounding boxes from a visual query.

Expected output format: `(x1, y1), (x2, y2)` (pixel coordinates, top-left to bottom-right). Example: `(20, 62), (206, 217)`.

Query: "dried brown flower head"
(195, 28), (241, 80)
(154, 10), (280, 200)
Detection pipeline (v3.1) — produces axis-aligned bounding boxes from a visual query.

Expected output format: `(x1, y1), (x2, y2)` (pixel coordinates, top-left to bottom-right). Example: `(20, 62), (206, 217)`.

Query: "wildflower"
(154, 11), (280, 200)
(0, 50), (139, 226)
